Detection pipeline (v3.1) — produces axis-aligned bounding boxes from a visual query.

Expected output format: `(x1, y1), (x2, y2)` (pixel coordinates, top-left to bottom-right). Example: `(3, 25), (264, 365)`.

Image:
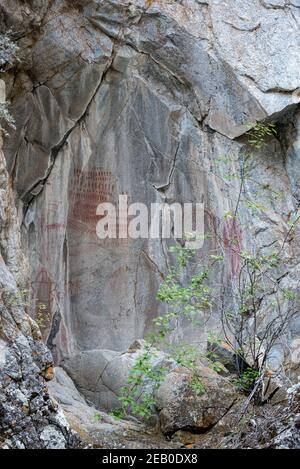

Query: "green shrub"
(234, 369), (260, 393)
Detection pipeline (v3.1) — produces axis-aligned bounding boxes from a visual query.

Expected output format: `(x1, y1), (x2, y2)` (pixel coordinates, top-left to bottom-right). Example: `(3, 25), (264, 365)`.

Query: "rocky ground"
(47, 342), (300, 449)
(48, 365), (300, 449)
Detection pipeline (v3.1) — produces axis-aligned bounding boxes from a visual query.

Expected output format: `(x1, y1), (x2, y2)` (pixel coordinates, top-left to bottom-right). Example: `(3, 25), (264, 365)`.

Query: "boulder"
(207, 340), (237, 374)
(49, 366), (181, 449)
(155, 365), (238, 435)
(63, 340), (173, 411)
(63, 338), (238, 438)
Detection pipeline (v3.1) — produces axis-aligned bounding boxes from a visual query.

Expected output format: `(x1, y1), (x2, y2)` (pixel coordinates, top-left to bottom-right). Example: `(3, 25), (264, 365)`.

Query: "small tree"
(217, 123), (299, 388)
(115, 122), (300, 419)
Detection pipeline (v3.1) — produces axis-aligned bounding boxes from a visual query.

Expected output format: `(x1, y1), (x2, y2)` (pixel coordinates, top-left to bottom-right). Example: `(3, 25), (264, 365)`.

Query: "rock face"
(62, 339), (238, 439)
(0, 0), (300, 416)
(0, 132), (83, 448)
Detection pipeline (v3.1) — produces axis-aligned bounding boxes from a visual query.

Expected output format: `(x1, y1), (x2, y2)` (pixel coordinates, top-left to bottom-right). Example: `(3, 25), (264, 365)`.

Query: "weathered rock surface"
(0, 0), (300, 445)
(155, 366), (238, 435)
(62, 340), (238, 439)
(63, 339), (174, 410)
(0, 132), (82, 449)
(50, 352), (300, 449)
(217, 382), (300, 449)
(49, 366), (181, 449)
(0, 0), (299, 367)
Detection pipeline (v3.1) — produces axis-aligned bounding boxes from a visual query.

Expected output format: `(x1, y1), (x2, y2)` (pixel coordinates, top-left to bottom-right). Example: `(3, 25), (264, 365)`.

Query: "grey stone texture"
(0, 0), (300, 428)
(0, 132), (83, 448)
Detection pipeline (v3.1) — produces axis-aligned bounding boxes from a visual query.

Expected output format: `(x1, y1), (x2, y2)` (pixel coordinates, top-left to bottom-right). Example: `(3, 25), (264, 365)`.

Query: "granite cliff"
(0, 0), (300, 449)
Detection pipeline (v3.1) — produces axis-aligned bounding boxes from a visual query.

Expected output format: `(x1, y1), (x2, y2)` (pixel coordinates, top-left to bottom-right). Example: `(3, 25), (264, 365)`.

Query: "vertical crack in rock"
(152, 140), (181, 192)
(22, 50), (116, 216)
(1, 0), (300, 449)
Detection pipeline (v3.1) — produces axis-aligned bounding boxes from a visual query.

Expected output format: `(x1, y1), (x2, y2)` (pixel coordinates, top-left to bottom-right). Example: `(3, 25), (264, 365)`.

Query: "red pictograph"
(68, 168), (116, 238)
(31, 268), (56, 307)
(31, 269), (82, 310)
(68, 167), (131, 243)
